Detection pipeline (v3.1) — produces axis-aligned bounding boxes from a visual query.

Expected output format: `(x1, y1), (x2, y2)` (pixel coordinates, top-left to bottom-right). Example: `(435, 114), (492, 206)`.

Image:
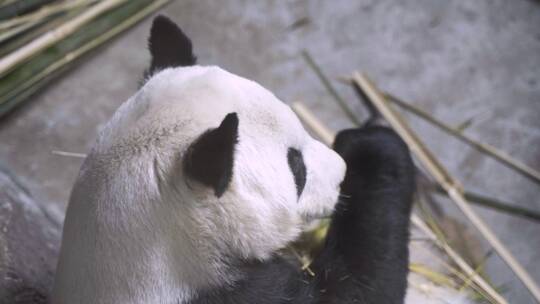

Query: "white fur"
(52, 66), (346, 304)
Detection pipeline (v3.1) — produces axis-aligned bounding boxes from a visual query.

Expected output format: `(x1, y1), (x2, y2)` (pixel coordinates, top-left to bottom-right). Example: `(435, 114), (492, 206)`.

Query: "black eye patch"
(287, 148), (306, 198)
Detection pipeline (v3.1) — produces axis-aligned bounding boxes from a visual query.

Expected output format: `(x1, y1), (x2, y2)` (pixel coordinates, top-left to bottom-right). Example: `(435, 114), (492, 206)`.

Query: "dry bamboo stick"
(352, 72), (540, 303)
(51, 150), (87, 158)
(302, 53), (538, 220)
(290, 102), (335, 145)
(384, 93), (540, 185)
(336, 76), (540, 185)
(290, 100), (507, 304)
(301, 50), (362, 125)
(432, 186), (540, 223)
(0, 0), (128, 77)
(409, 223), (504, 304)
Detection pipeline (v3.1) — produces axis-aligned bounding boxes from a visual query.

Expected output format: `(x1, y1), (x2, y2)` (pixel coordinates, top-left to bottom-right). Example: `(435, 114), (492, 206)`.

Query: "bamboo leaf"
(410, 263), (455, 287)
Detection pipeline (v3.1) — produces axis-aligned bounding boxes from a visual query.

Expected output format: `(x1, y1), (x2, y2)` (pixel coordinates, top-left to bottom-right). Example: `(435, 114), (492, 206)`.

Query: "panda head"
(94, 16), (346, 266)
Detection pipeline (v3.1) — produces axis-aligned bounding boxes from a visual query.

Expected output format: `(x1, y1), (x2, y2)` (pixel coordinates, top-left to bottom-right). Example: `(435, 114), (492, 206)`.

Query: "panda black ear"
(145, 15), (197, 78)
(183, 113), (239, 197)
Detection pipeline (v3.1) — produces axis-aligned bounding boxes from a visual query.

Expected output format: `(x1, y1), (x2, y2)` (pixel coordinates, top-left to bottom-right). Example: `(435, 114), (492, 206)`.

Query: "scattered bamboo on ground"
(0, 0), (173, 117)
(0, 5), (85, 57)
(335, 75), (540, 185)
(0, 0), (97, 31)
(0, 0), (54, 21)
(301, 49), (537, 221)
(290, 100), (506, 304)
(0, 0), (128, 77)
(384, 93), (540, 185)
(351, 72), (540, 303)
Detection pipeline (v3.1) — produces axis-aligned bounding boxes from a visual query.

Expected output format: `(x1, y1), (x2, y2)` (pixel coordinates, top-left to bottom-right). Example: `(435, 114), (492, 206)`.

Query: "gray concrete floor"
(0, 0), (539, 302)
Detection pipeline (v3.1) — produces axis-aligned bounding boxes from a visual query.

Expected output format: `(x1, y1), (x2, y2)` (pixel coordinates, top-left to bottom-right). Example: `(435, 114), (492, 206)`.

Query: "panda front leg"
(310, 125), (415, 304)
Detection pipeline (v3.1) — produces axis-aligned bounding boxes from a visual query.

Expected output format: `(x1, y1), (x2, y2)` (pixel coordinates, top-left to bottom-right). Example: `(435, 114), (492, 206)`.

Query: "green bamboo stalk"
(0, 0), (151, 102)
(0, 0), (54, 20)
(0, 0), (130, 77)
(0, 14), (42, 43)
(0, 0), (152, 102)
(0, 7), (84, 57)
(0, 0), (171, 116)
(0, 1), (18, 9)
(0, 0), (95, 31)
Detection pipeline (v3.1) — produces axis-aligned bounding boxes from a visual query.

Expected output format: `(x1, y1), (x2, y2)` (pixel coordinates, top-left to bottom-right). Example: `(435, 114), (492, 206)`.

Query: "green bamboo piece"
(0, 0), (54, 20)
(0, 1), (18, 7)
(0, 0), (129, 76)
(0, 7), (84, 57)
(0, 0), (171, 116)
(0, 0), (152, 101)
(0, 0), (96, 31)
(0, 15), (40, 43)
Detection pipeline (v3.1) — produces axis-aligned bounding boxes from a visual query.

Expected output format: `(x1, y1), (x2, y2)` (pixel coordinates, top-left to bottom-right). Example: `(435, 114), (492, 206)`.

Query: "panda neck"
(101, 210), (241, 304)
(54, 194), (240, 304)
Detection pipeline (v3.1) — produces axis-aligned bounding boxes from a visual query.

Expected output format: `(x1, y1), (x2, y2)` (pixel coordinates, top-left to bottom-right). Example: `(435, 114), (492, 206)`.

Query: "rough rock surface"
(0, 167), (61, 304)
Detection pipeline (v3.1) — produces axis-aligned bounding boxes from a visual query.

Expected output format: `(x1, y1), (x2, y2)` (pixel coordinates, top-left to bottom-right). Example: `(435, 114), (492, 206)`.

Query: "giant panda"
(52, 16), (415, 304)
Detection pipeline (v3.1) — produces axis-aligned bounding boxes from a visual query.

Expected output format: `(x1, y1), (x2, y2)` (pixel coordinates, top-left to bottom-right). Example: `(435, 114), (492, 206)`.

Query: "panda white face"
(100, 65), (346, 260)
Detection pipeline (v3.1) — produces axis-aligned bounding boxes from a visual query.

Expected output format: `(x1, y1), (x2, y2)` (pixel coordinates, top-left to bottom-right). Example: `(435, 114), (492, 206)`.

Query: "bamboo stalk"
(410, 218), (505, 304)
(384, 93), (540, 185)
(0, 0), (128, 77)
(409, 263), (455, 287)
(0, 5), (85, 57)
(0, 14), (41, 43)
(301, 50), (362, 125)
(1, 0), (153, 107)
(51, 150), (87, 158)
(0, 0), (171, 116)
(352, 72), (540, 303)
(303, 52), (538, 221)
(290, 102), (335, 145)
(0, 0), (97, 31)
(290, 100), (507, 304)
(336, 76), (540, 185)
(0, 0), (54, 20)
(432, 186), (540, 223)
(0, 1), (18, 8)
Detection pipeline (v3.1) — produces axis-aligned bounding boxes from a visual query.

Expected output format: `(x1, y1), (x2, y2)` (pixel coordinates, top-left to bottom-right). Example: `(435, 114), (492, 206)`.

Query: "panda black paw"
(333, 126), (414, 188)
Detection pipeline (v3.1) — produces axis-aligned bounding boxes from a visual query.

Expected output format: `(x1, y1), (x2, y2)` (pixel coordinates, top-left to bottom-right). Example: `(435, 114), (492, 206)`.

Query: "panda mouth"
(302, 210), (333, 223)
(301, 190), (341, 223)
